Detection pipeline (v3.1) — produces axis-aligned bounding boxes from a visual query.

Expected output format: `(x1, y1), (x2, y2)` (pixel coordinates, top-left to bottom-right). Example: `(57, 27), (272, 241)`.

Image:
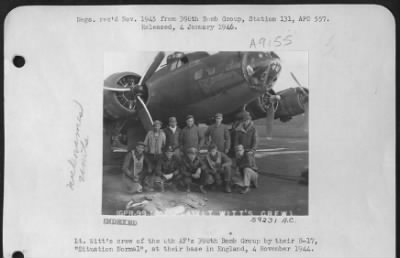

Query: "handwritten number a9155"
(278, 34), (292, 46)
(249, 34), (293, 49)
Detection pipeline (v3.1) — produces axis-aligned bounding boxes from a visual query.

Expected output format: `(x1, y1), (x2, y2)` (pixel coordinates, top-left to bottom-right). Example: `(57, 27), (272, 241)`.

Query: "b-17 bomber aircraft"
(103, 51), (308, 163)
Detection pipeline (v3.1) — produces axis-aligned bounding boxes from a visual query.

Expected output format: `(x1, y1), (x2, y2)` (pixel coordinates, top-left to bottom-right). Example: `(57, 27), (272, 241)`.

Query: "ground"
(102, 121), (308, 215)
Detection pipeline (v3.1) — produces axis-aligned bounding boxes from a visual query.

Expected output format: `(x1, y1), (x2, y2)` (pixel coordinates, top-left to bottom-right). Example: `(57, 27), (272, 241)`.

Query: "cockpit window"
(170, 60), (183, 71)
(167, 52), (189, 71)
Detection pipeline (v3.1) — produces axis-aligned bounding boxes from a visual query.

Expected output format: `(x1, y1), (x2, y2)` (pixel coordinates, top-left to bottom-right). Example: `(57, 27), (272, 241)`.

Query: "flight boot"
(199, 185), (207, 194)
(225, 183), (232, 193)
(240, 187), (250, 194)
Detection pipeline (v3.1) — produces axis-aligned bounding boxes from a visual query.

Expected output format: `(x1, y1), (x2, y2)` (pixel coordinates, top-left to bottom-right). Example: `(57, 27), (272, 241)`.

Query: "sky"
(104, 51), (308, 92)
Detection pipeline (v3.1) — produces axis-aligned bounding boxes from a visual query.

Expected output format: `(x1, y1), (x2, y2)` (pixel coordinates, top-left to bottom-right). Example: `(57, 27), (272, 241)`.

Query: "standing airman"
(144, 120), (166, 190)
(205, 113), (231, 154)
(234, 111), (258, 169)
(179, 115), (204, 152)
(163, 116), (181, 156)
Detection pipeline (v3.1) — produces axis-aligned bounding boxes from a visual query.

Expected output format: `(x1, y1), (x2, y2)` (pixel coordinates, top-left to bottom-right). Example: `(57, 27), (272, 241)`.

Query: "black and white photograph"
(102, 51), (309, 215)
(3, 4), (395, 258)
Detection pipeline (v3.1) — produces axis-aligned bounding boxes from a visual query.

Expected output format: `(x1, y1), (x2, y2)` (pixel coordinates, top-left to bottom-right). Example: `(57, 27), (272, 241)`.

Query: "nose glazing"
(245, 52), (281, 92)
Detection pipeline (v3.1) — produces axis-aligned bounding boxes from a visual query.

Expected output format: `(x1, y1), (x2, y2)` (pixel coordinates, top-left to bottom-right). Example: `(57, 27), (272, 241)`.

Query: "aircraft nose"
(243, 52), (281, 92)
(264, 57), (281, 90)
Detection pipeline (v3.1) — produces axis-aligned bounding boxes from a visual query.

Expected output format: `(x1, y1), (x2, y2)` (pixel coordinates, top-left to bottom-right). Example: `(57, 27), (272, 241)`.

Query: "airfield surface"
(102, 135), (308, 216)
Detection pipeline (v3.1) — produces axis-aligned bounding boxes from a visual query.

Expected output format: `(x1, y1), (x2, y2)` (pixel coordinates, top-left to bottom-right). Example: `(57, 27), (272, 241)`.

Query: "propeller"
(103, 86), (130, 92)
(264, 93), (280, 140)
(136, 96), (154, 132)
(290, 72), (309, 132)
(139, 52), (165, 86)
(103, 51), (165, 111)
(290, 72), (309, 99)
(104, 52), (165, 131)
(264, 72), (309, 139)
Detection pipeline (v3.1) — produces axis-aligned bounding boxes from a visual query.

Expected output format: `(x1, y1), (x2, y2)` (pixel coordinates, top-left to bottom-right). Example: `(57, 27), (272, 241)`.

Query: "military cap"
(186, 115), (194, 120)
(186, 147), (198, 154)
(242, 111), (252, 120)
(153, 120), (162, 126)
(208, 143), (218, 151)
(165, 146), (174, 153)
(169, 116), (177, 122)
(215, 113), (223, 119)
(234, 144), (244, 151)
(136, 141), (146, 147)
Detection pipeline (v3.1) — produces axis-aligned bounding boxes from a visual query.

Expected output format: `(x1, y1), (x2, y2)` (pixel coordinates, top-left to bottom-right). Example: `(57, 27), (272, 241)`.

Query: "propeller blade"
(128, 100), (135, 110)
(298, 87), (309, 98)
(289, 72), (309, 133)
(265, 105), (275, 139)
(136, 96), (154, 132)
(139, 51), (165, 86)
(291, 72), (309, 98)
(290, 72), (303, 88)
(104, 86), (131, 92)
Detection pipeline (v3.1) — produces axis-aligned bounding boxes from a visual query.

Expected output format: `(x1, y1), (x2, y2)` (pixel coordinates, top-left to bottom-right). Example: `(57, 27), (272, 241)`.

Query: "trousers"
(205, 166), (232, 185)
(242, 168), (258, 187)
(182, 169), (211, 186)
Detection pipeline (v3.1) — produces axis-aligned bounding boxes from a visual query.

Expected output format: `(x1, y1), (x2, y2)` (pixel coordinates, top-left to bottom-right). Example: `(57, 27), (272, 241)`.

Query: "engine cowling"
(275, 87), (308, 121)
(245, 87), (308, 122)
(103, 72), (145, 120)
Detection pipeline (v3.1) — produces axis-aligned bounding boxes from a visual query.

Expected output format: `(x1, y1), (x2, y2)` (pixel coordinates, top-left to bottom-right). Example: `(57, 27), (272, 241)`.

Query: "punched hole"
(12, 251), (24, 258)
(12, 56), (25, 68)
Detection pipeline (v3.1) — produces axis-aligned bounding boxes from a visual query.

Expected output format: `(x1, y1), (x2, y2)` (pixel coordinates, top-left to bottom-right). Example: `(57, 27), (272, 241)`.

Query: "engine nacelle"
(245, 87), (308, 122)
(103, 72), (145, 120)
(275, 87), (308, 121)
